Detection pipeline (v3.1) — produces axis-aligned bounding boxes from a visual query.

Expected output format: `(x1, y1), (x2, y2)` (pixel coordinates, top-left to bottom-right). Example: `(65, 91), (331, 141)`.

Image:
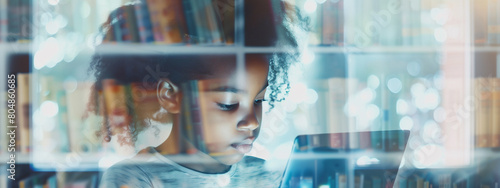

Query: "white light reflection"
(301, 50), (315, 65)
(421, 120), (440, 143)
(216, 174), (231, 187)
(40, 101), (59, 117)
(357, 156), (380, 166)
(45, 21), (59, 35)
(431, 8), (449, 25)
(34, 37), (64, 69)
(289, 82), (308, 104)
(411, 83), (426, 97)
(433, 107), (447, 123)
(48, 0), (59, 5)
(423, 88), (440, 110)
(387, 78), (402, 94)
(359, 88), (375, 103)
(407, 62), (421, 76)
(412, 144), (444, 169)
(274, 142), (294, 160)
(99, 157), (121, 168)
(399, 116), (413, 130)
(396, 99), (409, 115)
(63, 77), (78, 93)
(80, 1), (91, 18)
(434, 28), (447, 43)
(304, 89), (318, 104)
(366, 104), (380, 120)
(304, 0), (317, 13)
(367, 75), (380, 89)
(34, 109), (56, 132)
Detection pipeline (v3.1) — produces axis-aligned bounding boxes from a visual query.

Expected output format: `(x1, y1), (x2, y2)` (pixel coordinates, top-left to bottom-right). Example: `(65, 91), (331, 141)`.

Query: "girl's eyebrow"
(209, 82), (268, 94)
(210, 86), (246, 93)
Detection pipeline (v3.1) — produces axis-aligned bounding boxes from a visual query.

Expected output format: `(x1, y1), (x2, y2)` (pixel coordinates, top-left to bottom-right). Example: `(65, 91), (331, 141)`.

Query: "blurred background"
(0, 0), (499, 187)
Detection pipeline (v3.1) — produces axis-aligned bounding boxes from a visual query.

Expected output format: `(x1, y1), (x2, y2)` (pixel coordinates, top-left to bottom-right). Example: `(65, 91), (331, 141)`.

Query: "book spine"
(146, 0), (165, 42)
(322, 0), (336, 45)
(359, 131), (372, 149)
(180, 82), (195, 153)
(7, 0), (20, 42)
(347, 78), (359, 149)
(147, 0), (186, 44)
(207, 0), (225, 43)
(55, 89), (71, 153)
(0, 0), (6, 42)
(474, 0), (488, 45)
(491, 78), (500, 147)
(118, 7), (132, 42)
(191, 81), (206, 153)
(488, 0), (497, 45)
(110, 9), (123, 42)
(134, 2), (155, 43)
(329, 132), (344, 148)
(420, 0), (433, 46)
(401, 0), (411, 46)
(124, 5), (140, 42)
(336, 0), (345, 46)
(361, 0), (374, 46)
(102, 79), (133, 148)
(189, 0), (207, 43)
(410, 0), (421, 46)
(182, 0), (198, 43)
(16, 73), (29, 153)
(66, 82), (99, 153)
(476, 78), (492, 147)
(327, 78), (347, 134)
(372, 176), (382, 188)
(497, 0), (500, 45)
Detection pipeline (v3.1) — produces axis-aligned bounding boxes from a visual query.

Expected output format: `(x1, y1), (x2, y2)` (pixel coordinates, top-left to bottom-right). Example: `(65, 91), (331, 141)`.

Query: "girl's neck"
(155, 118), (231, 174)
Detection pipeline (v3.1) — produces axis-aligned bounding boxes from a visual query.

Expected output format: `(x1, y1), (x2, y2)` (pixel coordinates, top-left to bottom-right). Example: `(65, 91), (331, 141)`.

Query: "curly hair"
(88, 0), (309, 144)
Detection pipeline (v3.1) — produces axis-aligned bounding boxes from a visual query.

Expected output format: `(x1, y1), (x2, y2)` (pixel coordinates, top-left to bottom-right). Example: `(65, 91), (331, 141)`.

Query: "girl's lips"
(230, 137), (255, 153)
(231, 143), (253, 153)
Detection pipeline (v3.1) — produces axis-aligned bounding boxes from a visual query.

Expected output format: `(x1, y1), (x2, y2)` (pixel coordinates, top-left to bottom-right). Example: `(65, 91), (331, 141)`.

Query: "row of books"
(0, 164), (100, 188)
(297, 0), (345, 46)
(0, 73), (30, 154)
(299, 0), (460, 47)
(0, 0), (31, 42)
(474, 77), (500, 148)
(474, 0), (500, 46)
(0, 73), (178, 158)
(294, 131), (409, 152)
(284, 163), (499, 188)
(103, 0), (228, 44)
(284, 172), (395, 188)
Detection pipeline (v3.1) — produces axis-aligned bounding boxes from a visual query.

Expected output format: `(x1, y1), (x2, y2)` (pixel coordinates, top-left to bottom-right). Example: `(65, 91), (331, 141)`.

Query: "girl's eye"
(217, 103), (239, 111)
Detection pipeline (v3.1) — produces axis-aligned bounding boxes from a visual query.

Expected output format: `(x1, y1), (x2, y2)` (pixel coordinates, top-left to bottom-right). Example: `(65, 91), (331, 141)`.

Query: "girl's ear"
(157, 79), (181, 114)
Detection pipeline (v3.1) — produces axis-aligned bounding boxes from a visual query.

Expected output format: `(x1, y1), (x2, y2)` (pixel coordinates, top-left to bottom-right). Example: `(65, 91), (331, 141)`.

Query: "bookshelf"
(1, 0), (499, 187)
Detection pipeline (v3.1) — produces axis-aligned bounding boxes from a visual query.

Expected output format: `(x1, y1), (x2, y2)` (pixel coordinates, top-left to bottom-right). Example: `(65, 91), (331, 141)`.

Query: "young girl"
(90, 0), (307, 187)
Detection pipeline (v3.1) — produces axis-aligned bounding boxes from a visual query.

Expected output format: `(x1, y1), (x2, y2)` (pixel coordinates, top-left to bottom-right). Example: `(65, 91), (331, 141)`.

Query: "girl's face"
(180, 55), (269, 165)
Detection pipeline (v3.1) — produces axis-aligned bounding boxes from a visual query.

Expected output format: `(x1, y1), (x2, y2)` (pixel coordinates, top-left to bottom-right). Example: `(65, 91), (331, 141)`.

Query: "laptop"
(279, 130), (410, 188)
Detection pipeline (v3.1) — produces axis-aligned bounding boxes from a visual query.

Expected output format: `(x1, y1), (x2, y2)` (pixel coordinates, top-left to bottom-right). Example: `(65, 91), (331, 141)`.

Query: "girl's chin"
(212, 152), (245, 165)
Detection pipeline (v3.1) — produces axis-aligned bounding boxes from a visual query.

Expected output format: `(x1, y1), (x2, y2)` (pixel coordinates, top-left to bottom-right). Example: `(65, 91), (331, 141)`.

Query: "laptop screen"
(279, 130), (410, 188)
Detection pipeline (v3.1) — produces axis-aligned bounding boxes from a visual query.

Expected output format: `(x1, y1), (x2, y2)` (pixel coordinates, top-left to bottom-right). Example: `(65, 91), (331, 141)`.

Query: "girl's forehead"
(192, 55), (270, 80)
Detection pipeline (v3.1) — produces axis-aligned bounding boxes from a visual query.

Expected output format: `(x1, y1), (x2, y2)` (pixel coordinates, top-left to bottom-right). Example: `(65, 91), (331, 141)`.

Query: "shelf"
(0, 153), (30, 163)
(94, 44), (289, 55)
(0, 43), (31, 53)
(308, 46), (469, 53)
(473, 46), (500, 52)
(91, 44), (478, 55)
